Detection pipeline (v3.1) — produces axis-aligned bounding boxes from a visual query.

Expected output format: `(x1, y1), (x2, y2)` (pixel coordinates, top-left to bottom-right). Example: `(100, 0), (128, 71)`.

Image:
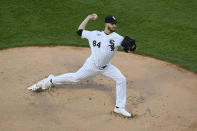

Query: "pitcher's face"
(105, 23), (116, 33)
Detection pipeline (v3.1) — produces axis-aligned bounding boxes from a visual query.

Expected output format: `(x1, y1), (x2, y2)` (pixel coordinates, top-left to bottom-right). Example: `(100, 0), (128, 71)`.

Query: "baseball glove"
(121, 36), (136, 52)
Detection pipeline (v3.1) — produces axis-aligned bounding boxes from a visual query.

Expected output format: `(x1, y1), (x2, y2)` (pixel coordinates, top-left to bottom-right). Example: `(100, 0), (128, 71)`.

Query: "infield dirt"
(0, 46), (197, 131)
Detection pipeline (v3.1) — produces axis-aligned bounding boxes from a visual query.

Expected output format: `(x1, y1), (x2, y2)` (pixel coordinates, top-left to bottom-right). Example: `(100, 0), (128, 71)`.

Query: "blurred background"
(0, 0), (196, 72)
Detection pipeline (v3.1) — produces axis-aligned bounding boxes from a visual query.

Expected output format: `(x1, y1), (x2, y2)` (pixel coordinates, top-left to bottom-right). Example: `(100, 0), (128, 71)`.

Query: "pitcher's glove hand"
(121, 36), (136, 52)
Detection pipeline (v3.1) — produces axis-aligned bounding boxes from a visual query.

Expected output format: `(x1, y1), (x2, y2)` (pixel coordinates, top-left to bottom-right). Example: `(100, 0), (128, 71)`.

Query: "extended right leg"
(27, 58), (99, 91)
(52, 60), (99, 85)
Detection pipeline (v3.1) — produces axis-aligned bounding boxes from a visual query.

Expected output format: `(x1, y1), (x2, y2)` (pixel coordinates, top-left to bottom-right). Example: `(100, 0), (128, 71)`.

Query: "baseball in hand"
(92, 14), (98, 20)
(89, 13), (98, 20)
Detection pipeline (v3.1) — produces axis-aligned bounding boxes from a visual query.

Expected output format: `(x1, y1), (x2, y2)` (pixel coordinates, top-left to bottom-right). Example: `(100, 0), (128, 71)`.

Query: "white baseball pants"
(52, 57), (127, 108)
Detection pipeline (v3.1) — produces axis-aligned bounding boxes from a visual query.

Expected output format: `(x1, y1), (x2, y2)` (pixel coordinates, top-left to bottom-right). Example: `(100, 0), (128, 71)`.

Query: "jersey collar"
(102, 31), (114, 36)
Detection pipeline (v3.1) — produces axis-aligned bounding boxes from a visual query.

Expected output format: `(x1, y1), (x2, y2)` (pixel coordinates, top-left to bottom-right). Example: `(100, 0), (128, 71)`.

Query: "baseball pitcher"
(28, 13), (136, 118)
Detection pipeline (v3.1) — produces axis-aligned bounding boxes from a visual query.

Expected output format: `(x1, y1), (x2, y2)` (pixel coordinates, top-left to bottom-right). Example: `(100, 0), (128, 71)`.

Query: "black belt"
(98, 65), (107, 70)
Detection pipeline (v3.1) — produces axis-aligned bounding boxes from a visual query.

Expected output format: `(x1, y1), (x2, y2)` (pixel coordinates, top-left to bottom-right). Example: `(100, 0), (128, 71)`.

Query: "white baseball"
(92, 13), (98, 20)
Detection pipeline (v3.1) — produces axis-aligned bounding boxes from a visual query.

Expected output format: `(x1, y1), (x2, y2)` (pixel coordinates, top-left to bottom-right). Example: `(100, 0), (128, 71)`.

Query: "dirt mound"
(0, 46), (197, 131)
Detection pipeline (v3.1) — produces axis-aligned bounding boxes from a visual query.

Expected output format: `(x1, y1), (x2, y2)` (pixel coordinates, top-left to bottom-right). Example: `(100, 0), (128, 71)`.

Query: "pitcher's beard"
(108, 26), (115, 33)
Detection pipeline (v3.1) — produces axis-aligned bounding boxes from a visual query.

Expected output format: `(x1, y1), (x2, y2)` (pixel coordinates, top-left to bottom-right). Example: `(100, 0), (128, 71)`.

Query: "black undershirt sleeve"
(77, 29), (83, 36)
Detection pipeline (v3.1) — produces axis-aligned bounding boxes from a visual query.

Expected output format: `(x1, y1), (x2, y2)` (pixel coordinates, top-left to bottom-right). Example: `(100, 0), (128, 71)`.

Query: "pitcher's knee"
(70, 73), (81, 82)
(72, 76), (81, 82)
(72, 79), (80, 82)
(117, 75), (126, 84)
(122, 76), (127, 83)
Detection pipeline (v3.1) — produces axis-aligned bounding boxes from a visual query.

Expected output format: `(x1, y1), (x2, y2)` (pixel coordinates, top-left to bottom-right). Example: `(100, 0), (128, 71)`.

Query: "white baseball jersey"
(51, 30), (127, 108)
(81, 30), (124, 67)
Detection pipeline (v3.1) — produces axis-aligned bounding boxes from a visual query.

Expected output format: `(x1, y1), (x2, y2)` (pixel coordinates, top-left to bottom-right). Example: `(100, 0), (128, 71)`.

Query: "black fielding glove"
(121, 36), (136, 52)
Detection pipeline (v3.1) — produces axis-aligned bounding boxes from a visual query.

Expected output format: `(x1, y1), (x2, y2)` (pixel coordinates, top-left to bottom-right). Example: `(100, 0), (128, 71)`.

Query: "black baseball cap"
(105, 16), (117, 24)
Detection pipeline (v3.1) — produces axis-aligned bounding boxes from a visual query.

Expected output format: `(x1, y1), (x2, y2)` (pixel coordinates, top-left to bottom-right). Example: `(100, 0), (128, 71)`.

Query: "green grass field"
(0, 0), (197, 73)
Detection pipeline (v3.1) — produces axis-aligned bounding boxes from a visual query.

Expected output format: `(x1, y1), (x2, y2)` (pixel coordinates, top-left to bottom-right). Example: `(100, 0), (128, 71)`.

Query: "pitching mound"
(0, 46), (197, 131)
